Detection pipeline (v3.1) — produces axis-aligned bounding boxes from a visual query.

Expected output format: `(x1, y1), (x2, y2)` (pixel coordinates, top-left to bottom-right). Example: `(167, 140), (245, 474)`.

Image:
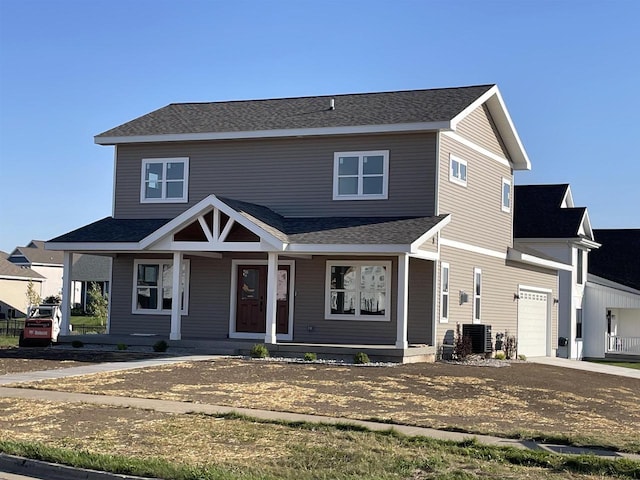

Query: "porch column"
(265, 252), (278, 345)
(60, 251), (73, 335)
(170, 251), (183, 340)
(396, 254), (409, 349)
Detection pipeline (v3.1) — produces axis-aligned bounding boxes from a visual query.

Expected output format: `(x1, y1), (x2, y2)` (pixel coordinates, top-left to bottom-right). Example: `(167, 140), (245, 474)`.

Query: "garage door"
(518, 290), (548, 357)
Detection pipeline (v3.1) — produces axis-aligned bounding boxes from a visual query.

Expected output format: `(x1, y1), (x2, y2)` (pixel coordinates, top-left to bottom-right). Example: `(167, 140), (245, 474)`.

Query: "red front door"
(236, 265), (289, 334)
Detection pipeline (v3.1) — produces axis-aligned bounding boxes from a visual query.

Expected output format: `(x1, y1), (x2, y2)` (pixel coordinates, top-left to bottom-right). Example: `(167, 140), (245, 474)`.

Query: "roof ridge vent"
(329, 98), (335, 110)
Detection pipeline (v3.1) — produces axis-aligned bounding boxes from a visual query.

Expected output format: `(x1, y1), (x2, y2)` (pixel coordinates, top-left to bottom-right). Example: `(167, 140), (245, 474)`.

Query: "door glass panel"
(277, 269), (288, 301)
(241, 268), (259, 299)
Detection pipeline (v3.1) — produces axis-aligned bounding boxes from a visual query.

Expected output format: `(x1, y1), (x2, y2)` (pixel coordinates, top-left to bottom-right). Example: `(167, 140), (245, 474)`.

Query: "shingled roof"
(0, 252), (44, 280)
(514, 184), (589, 239)
(589, 229), (640, 291)
(95, 85), (494, 140)
(48, 197), (449, 249)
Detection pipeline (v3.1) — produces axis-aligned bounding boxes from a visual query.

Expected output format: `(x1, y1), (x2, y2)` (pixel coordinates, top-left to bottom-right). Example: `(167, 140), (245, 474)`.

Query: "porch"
(55, 333), (436, 363)
(605, 333), (640, 357)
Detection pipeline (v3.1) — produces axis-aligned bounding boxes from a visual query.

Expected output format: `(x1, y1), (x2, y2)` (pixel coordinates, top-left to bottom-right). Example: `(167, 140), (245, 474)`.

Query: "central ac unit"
(462, 324), (492, 354)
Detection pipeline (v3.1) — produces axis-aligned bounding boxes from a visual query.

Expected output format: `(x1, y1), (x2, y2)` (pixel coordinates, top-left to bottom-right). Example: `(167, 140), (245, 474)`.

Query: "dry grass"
(12, 359), (640, 453)
(0, 398), (634, 480)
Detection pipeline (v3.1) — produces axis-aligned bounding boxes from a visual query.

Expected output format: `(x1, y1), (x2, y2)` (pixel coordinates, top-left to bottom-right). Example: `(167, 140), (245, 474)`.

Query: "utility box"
(462, 324), (492, 354)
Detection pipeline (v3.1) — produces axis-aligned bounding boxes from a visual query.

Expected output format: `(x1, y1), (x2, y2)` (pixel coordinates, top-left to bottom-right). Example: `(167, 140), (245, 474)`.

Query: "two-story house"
(47, 85), (564, 361)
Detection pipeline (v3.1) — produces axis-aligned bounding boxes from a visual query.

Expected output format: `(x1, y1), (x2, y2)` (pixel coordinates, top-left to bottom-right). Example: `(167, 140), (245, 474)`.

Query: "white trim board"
(442, 131), (511, 168)
(439, 238), (507, 260)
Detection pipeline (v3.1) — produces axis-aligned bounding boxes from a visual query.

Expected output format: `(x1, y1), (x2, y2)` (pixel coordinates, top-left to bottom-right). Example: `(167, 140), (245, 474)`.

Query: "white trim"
(325, 260), (392, 321)
(506, 247), (572, 271)
(264, 252), (279, 344)
(396, 254), (409, 349)
(440, 238), (507, 260)
(449, 154), (468, 187)
(333, 150), (389, 200)
(140, 157), (189, 204)
(409, 215), (451, 252)
(587, 274), (640, 295)
(95, 121), (453, 145)
(473, 267), (482, 324)
(112, 145), (117, 217)
(442, 131), (511, 168)
(501, 177), (511, 213)
(286, 244), (410, 253)
(169, 252), (183, 340)
(517, 284), (553, 356)
(229, 259), (295, 341)
(435, 131), (441, 215)
(139, 194), (285, 251)
(60, 252), (73, 335)
(0, 275), (44, 282)
(440, 262), (450, 323)
(408, 250), (439, 261)
(132, 258), (190, 315)
(518, 284), (552, 293)
(46, 242), (142, 251)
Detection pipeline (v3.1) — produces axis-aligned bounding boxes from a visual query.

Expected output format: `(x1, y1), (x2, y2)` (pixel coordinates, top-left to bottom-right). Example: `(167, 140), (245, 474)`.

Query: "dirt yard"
(4, 350), (639, 453)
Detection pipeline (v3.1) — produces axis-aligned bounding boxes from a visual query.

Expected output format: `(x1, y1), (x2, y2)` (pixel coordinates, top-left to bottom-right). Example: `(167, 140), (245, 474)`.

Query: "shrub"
(87, 282), (108, 326)
(518, 354), (527, 361)
(70, 307), (85, 316)
(71, 340), (84, 348)
(43, 295), (61, 305)
(117, 343), (128, 351)
(453, 323), (473, 360)
(303, 352), (317, 362)
(353, 352), (370, 364)
(494, 351), (506, 360)
(504, 330), (518, 360)
(250, 343), (269, 358)
(153, 340), (168, 352)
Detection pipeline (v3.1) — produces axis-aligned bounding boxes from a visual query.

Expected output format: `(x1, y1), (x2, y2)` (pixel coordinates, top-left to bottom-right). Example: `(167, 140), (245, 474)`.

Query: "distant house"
(47, 85), (566, 361)
(514, 184), (599, 360)
(7, 240), (111, 311)
(584, 229), (640, 359)
(0, 251), (44, 318)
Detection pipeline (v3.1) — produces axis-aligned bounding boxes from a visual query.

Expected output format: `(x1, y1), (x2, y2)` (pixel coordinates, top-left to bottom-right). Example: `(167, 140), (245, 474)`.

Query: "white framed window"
(440, 262), (450, 323)
(473, 267), (482, 323)
(449, 155), (467, 187)
(325, 261), (391, 321)
(333, 150), (389, 200)
(132, 259), (190, 314)
(141, 157), (189, 203)
(501, 178), (511, 212)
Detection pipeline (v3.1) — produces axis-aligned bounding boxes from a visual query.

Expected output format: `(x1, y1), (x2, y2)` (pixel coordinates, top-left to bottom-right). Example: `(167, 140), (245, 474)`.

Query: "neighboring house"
(513, 184), (599, 360)
(584, 229), (640, 359)
(7, 240), (111, 311)
(47, 85), (565, 360)
(0, 251), (45, 318)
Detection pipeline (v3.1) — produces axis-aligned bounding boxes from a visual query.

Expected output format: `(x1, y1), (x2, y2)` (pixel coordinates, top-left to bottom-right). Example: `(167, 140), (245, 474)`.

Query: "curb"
(0, 454), (156, 480)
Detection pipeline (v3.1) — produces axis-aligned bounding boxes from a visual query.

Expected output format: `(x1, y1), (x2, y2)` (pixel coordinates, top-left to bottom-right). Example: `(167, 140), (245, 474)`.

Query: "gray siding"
(407, 257), (434, 344)
(114, 133), (438, 219)
(109, 253), (436, 345)
(439, 134), (513, 252)
(435, 246), (558, 351)
(455, 105), (509, 159)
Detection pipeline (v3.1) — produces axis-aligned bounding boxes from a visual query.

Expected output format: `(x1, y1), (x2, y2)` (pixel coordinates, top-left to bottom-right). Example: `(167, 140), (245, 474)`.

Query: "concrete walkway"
(527, 356), (640, 379)
(1, 354), (639, 467)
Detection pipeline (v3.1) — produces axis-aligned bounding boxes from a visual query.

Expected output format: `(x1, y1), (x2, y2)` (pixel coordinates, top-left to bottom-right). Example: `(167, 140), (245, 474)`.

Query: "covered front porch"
(48, 194), (450, 361)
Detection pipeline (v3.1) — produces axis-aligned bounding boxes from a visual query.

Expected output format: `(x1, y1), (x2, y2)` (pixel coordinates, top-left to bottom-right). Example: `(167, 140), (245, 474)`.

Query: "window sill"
(132, 310), (188, 315)
(324, 315), (390, 322)
(140, 198), (189, 204)
(332, 194), (388, 201)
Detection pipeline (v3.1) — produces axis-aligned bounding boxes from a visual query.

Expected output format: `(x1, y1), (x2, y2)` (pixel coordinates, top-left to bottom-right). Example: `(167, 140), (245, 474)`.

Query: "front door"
(236, 265), (290, 334)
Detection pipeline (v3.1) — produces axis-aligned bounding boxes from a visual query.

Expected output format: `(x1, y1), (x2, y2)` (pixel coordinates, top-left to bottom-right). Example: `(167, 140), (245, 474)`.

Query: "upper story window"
(326, 261), (391, 321)
(502, 178), (511, 212)
(576, 249), (584, 284)
(141, 158), (189, 203)
(333, 151), (389, 200)
(449, 155), (467, 187)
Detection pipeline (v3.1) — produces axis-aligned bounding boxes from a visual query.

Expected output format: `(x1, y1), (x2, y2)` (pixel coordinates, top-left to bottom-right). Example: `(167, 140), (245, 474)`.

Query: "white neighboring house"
(7, 240), (111, 311)
(513, 184), (600, 360)
(0, 251), (45, 318)
(584, 229), (640, 359)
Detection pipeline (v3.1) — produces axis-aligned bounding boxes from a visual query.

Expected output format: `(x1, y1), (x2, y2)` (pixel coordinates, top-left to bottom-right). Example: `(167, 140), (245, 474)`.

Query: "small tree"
(453, 323), (473, 360)
(26, 280), (41, 309)
(87, 282), (108, 326)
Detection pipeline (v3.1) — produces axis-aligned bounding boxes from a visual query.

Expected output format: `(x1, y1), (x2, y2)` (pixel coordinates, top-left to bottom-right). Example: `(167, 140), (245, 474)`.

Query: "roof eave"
(94, 121), (453, 145)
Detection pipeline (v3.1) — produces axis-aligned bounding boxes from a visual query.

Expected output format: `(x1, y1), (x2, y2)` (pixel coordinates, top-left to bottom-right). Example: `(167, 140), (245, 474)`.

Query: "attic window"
(141, 158), (189, 203)
(449, 155), (467, 187)
(333, 150), (389, 200)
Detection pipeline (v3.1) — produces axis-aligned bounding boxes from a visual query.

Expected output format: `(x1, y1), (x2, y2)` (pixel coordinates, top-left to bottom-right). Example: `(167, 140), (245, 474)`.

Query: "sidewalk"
(527, 356), (640, 379)
(1, 354), (639, 462)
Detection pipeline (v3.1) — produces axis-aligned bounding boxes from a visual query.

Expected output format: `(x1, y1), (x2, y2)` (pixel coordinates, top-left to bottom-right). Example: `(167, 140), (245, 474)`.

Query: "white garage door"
(518, 290), (548, 357)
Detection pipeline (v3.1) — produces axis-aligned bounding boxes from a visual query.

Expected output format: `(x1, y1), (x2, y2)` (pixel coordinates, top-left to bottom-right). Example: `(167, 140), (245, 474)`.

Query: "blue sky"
(0, 0), (638, 253)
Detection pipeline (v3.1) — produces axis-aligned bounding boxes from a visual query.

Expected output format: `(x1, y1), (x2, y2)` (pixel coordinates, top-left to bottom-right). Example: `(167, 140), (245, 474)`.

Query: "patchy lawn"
(0, 398), (637, 480)
(587, 360), (640, 371)
(8, 357), (640, 453)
